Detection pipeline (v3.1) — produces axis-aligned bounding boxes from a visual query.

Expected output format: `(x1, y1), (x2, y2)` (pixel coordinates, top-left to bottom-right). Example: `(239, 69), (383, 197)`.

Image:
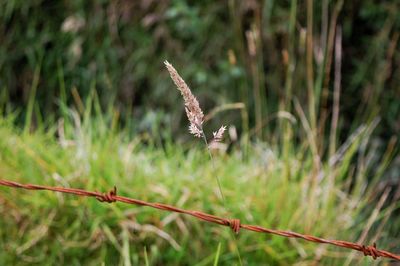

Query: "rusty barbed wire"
(0, 179), (399, 261)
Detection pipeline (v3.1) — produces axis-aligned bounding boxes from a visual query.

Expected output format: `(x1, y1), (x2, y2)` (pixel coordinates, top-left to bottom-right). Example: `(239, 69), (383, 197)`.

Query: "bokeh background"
(0, 0), (399, 265)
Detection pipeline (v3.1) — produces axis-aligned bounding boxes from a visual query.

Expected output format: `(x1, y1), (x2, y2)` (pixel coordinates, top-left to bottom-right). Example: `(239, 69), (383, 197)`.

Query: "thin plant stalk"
(202, 128), (243, 265)
(306, 0), (316, 138)
(201, 129), (225, 202)
(165, 61), (242, 265)
(329, 25), (342, 158)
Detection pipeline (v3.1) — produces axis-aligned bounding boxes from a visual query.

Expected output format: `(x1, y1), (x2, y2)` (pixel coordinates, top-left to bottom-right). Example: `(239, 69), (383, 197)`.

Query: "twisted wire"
(0, 179), (399, 261)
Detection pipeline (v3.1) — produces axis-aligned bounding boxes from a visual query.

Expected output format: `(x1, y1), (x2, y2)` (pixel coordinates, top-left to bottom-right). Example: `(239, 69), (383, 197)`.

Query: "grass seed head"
(165, 60), (204, 138)
(212, 126), (226, 142)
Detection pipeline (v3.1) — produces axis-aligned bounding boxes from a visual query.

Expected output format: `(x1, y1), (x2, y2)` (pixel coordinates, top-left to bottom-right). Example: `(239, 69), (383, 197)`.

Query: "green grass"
(0, 103), (398, 265)
(1, 1), (399, 264)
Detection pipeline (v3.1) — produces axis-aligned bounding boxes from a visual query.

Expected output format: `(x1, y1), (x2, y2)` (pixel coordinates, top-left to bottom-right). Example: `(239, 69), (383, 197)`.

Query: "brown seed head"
(164, 61), (204, 138)
(212, 126), (227, 142)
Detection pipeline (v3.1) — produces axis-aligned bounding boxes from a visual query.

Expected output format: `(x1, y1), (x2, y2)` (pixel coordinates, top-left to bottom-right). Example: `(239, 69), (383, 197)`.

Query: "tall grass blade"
(213, 242), (222, 266)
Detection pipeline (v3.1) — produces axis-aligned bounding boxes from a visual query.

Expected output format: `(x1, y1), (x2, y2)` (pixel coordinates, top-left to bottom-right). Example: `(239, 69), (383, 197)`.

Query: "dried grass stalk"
(212, 126), (226, 142)
(208, 126), (227, 150)
(164, 61), (204, 138)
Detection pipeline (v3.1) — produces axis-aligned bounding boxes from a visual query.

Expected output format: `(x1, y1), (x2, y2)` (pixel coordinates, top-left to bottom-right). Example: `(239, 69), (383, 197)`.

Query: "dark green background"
(0, 0), (399, 165)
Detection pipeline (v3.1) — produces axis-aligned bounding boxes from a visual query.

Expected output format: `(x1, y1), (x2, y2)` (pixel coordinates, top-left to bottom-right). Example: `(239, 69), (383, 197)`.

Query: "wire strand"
(0, 179), (399, 261)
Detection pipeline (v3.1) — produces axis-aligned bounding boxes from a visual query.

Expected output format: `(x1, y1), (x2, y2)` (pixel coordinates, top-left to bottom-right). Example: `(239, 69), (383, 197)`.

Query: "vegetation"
(0, 97), (398, 264)
(1, 1), (399, 141)
(0, 0), (399, 265)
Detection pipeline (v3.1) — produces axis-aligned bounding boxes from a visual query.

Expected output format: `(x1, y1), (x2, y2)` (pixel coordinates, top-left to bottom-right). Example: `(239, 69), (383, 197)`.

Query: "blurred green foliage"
(0, 0), (399, 162)
(0, 108), (398, 264)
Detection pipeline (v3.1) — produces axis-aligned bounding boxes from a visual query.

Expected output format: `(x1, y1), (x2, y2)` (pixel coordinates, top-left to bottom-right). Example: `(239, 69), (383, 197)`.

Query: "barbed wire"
(0, 178), (399, 261)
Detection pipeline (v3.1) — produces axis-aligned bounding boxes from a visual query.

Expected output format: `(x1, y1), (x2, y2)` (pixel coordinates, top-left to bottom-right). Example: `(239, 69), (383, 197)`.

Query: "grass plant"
(0, 1), (399, 264)
(0, 87), (398, 265)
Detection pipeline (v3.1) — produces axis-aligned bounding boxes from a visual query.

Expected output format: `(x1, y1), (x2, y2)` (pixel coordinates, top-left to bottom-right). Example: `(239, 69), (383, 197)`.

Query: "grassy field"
(1, 1), (399, 264)
(0, 95), (398, 265)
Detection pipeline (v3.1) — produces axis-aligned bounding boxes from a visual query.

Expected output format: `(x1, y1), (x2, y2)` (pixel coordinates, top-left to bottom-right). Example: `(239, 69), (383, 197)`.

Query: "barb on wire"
(0, 179), (399, 261)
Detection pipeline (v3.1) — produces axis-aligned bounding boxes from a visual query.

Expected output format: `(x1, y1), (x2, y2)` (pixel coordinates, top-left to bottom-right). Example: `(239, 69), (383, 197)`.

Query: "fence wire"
(0, 179), (399, 261)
